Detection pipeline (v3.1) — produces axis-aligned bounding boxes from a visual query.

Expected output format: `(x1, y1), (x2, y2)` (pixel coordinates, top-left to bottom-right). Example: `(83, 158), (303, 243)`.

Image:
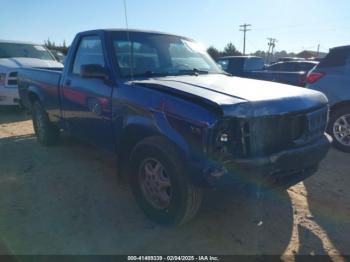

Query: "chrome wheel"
(138, 158), (172, 209)
(333, 114), (350, 147)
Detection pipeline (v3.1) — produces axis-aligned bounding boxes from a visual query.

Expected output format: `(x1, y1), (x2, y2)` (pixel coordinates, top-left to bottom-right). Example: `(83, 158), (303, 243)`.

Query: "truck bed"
(18, 67), (63, 118)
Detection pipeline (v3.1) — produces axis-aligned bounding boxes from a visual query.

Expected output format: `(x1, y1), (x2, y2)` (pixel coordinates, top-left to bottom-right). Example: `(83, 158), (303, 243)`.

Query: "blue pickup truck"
(217, 56), (312, 87)
(18, 29), (331, 225)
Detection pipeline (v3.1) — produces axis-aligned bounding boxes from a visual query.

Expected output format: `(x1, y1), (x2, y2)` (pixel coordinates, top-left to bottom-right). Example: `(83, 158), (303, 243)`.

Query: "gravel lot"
(0, 109), (349, 258)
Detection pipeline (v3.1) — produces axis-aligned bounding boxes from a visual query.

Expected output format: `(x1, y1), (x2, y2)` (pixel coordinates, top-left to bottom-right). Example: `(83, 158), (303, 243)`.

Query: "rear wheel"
(32, 101), (60, 146)
(129, 137), (202, 226)
(328, 107), (350, 153)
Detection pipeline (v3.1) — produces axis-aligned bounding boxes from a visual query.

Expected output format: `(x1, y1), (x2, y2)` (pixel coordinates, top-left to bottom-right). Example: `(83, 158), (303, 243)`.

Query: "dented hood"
(134, 74), (328, 117)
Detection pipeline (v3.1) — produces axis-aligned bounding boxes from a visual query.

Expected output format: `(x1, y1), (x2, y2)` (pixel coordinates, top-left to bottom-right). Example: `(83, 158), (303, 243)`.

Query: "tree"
(207, 46), (221, 60)
(252, 50), (267, 62)
(44, 38), (69, 54)
(222, 43), (241, 57)
(206, 42), (299, 64)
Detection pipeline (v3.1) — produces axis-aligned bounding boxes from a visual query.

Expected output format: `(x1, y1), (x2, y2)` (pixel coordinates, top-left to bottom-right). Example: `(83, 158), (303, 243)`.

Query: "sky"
(1, 0), (349, 54)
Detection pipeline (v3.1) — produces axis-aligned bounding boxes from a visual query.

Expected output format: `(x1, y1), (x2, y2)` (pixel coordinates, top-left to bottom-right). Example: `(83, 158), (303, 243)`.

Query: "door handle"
(65, 79), (71, 86)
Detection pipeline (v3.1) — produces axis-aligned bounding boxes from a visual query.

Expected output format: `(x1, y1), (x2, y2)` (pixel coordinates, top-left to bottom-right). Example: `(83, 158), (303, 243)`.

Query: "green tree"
(44, 38), (69, 55)
(222, 43), (241, 57)
(207, 46), (221, 60)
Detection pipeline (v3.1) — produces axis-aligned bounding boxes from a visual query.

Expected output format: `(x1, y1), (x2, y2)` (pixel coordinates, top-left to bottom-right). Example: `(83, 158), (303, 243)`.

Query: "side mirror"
(80, 64), (108, 80)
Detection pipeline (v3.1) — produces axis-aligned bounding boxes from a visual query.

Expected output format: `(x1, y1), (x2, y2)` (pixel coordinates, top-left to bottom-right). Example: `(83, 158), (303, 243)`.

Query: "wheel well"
(330, 101), (350, 115)
(117, 125), (158, 181)
(28, 91), (39, 104)
(119, 126), (157, 159)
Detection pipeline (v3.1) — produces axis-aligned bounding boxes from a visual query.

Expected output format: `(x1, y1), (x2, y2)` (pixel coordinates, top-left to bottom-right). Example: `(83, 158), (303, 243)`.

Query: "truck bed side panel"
(18, 68), (63, 123)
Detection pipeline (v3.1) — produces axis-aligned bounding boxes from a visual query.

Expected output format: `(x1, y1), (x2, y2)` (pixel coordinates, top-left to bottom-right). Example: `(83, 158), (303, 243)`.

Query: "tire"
(129, 136), (202, 226)
(328, 107), (350, 153)
(32, 101), (60, 146)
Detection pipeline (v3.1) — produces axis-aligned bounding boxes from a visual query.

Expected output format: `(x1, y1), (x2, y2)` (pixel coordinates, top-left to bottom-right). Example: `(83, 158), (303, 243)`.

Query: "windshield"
(0, 43), (55, 60)
(112, 32), (222, 77)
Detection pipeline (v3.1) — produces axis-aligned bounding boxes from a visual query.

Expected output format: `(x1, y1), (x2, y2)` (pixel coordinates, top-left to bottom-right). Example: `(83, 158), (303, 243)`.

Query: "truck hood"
(0, 57), (63, 69)
(134, 74), (328, 117)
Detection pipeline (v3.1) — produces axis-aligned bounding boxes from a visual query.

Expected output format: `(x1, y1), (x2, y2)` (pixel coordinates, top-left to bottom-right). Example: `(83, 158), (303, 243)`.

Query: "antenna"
(123, 0), (129, 30)
(123, 0), (134, 80)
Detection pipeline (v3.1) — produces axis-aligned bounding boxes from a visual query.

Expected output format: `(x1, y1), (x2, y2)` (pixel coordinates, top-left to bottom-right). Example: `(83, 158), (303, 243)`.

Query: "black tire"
(32, 101), (60, 146)
(129, 136), (202, 226)
(328, 107), (350, 153)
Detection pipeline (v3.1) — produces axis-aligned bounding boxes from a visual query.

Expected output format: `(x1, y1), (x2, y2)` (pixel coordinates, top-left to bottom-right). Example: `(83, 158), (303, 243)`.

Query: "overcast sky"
(1, 0), (349, 53)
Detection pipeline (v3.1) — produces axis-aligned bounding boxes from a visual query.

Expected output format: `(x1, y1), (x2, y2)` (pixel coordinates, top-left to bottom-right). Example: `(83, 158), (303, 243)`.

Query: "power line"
(239, 23), (251, 55)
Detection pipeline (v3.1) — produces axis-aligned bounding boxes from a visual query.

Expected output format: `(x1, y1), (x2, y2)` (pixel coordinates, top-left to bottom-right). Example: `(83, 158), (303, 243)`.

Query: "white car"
(0, 40), (63, 106)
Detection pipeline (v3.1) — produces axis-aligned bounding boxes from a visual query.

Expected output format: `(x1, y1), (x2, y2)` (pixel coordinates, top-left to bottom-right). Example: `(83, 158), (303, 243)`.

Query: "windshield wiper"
(133, 71), (170, 77)
(131, 69), (213, 78)
(178, 68), (209, 76)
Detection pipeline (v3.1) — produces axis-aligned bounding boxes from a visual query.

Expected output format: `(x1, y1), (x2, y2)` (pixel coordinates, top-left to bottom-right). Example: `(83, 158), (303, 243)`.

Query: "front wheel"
(129, 137), (202, 226)
(328, 107), (350, 153)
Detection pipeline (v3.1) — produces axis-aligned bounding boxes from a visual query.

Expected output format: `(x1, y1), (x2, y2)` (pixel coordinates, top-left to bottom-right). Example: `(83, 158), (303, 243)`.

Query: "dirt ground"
(0, 109), (349, 259)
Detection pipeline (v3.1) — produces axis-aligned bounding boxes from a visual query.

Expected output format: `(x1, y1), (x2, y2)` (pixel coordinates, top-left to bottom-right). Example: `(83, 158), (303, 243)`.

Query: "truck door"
(61, 35), (114, 151)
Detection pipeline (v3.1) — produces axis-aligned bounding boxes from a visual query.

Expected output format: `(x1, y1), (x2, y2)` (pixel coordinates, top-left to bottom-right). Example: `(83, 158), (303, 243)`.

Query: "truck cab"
(217, 56), (264, 77)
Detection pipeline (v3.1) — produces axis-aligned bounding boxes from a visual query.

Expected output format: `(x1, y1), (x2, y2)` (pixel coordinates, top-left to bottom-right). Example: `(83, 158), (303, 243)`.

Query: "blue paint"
(18, 30), (331, 189)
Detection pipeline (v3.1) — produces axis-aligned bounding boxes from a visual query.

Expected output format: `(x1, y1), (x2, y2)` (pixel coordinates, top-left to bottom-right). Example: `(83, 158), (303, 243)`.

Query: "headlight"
(213, 128), (232, 156)
(219, 132), (229, 143)
(7, 72), (18, 87)
(215, 131), (230, 155)
(210, 119), (250, 158)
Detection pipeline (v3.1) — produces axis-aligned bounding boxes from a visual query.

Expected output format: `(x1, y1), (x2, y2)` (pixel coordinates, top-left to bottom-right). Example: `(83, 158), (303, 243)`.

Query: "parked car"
(306, 45), (350, 152)
(217, 56), (308, 86)
(50, 50), (65, 63)
(278, 57), (306, 62)
(18, 29), (331, 225)
(267, 61), (318, 73)
(0, 40), (63, 106)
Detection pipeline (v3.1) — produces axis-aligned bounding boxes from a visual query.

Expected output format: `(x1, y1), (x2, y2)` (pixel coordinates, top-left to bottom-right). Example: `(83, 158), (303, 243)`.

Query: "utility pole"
(267, 38), (277, 64)
(239, 23), (251, 55)
(316, 44), (320, 57)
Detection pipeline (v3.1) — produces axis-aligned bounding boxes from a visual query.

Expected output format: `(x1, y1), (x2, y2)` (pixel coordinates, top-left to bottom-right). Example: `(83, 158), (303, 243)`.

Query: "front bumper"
(0, 87), (20, 106)
(192, 134), (332, 189)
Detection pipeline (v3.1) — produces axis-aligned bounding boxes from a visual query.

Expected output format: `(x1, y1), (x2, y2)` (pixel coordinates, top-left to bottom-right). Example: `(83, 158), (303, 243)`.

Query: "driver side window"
(113, 40), (159, 76)
(72, 36), (105, 75)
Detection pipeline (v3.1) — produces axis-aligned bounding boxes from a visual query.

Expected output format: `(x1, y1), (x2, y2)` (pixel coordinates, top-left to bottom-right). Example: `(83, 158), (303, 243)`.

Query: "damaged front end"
(201, 105), (331, 189)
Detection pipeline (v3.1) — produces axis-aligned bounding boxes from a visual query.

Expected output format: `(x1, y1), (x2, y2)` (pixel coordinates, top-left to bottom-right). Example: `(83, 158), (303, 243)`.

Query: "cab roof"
(78, 29), (192, 41)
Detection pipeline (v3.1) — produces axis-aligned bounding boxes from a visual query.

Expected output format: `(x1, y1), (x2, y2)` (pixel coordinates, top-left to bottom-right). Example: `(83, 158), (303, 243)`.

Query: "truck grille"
(210, 106), (328, 159)
(246, 107), (328, 157)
